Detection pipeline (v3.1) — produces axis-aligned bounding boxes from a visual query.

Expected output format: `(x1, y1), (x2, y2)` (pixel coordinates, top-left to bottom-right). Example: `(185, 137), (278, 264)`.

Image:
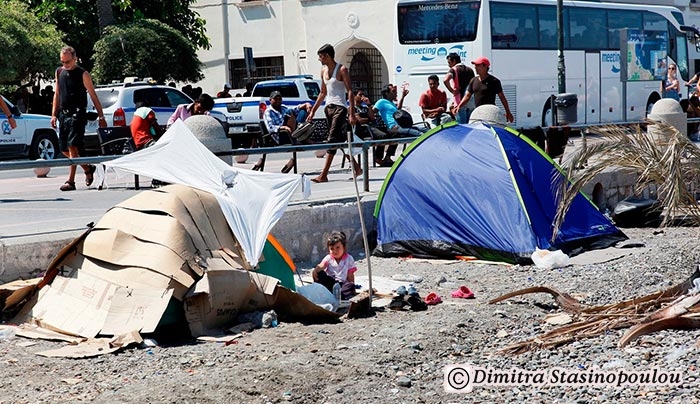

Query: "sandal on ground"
(424, 292), (443, 305)
(375, 159), (394, 168)
(451, 285), (475, 299)
(251, 159), (264, 171)
(388, 295), (407, 311)
(406, 294), (428, 311)
(395, 285), (408, 296)
(84, 165), (96, 187)
(280, 159), (295, 173)
(311, 177), (328, 183)
(60, 181), (76, 191)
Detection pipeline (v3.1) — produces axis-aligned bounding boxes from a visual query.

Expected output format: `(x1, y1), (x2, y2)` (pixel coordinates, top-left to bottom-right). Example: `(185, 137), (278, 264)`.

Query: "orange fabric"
(267, 233), (297, 272)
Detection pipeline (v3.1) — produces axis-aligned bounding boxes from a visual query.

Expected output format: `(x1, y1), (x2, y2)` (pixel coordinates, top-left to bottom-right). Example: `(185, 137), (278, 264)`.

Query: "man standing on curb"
(306, 43), (361, 183)
(51, 46), (106, 191)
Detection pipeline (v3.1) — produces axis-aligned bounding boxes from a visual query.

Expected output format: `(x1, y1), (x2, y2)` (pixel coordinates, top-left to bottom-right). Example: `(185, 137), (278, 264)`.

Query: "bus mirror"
(680, 25), (700, 52)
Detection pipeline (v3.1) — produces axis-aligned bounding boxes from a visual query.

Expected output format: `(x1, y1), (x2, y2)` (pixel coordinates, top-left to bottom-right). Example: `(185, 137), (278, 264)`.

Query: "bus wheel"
(542, 102), (555, 127)
(646, 95), (661, 117)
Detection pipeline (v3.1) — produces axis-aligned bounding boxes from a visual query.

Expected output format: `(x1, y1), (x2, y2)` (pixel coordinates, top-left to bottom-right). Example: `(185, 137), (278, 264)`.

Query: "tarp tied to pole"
(104, 119), (310, 267)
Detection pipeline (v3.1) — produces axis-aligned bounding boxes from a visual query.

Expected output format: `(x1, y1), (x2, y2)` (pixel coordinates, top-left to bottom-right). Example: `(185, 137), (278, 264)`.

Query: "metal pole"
(349, 125), (373, 304)
(557, 0), (566, 94)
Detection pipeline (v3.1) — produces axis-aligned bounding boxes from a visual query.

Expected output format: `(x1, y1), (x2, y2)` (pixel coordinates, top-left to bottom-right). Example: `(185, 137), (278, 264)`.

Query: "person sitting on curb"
(261, 91), (312, 173)
(419, 74), (454, 128)
(312, 231), (357, 301)
(372, 84), (428, 165)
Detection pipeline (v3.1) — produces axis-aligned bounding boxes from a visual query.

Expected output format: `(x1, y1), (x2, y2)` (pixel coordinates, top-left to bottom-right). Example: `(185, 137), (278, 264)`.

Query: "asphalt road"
(0, 150), (392, 244)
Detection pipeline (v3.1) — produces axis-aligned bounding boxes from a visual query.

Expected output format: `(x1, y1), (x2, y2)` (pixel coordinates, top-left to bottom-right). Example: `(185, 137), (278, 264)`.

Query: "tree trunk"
(96, 0), (115, 33)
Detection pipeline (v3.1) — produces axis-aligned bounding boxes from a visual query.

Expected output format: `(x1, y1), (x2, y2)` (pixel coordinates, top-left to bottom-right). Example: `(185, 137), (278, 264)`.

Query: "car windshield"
(92, 89), (120, 109)
(253, 83), (300, 98)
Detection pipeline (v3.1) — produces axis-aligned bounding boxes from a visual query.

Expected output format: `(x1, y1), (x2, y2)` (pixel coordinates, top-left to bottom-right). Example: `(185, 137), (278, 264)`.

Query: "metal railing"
(4, 118), (699, 192)
(0, 137), (419, 192)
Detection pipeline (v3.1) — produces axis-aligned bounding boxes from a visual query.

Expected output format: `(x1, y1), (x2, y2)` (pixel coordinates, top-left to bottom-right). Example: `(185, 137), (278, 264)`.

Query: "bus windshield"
(397, 1), (480, 44)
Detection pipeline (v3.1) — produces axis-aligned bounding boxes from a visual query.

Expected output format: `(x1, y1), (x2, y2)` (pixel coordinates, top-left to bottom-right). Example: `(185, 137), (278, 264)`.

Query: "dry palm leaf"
(552, 120), (700, 238)
(490, 269), (700, 354)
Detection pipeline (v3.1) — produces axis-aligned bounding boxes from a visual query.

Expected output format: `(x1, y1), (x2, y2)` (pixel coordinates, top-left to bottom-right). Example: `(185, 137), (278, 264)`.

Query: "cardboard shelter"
(6, 185), (337, 357)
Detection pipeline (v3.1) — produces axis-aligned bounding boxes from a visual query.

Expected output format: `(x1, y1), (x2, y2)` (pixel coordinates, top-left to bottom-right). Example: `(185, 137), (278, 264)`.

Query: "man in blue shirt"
(373, 84), (427, 165)
(262, 91), (311, 172)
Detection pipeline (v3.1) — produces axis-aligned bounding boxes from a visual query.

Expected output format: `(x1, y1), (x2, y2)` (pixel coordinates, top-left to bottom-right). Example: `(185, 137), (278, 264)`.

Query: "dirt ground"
(1, 227), (700, 404)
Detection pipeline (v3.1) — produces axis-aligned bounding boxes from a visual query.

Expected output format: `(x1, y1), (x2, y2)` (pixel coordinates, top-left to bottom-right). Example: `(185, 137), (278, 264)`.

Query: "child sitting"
(312, 231), (357, 300)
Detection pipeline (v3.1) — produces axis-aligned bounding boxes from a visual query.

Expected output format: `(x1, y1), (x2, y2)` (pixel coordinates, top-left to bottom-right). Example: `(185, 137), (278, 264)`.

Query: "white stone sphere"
(234, 149), (248, 164)
(33, 159), (50, 177)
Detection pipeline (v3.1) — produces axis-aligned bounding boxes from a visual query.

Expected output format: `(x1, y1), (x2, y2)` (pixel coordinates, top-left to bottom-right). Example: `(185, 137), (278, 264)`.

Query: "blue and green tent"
(373, 122), (626, 264)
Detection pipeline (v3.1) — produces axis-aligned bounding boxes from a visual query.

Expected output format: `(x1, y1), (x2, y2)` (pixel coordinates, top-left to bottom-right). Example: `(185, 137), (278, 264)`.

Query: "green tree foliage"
(0, 1), (63, 84)
(26, 0), (209, 72)
(92, 19), (203, 84)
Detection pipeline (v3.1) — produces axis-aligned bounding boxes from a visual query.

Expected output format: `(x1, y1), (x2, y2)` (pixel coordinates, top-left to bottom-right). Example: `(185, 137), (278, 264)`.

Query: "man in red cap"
(453, 56), (514, 123)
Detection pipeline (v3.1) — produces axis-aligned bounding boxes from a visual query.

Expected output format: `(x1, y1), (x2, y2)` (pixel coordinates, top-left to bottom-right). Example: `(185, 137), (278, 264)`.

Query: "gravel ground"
(1, 227), (700, 403)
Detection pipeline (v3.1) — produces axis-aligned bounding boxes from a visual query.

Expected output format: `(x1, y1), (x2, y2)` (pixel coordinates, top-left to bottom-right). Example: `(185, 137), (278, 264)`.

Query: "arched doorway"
(346, 44), (388, 103)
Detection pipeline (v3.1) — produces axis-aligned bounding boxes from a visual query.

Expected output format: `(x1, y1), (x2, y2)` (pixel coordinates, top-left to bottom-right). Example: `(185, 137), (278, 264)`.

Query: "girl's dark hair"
(326, 231), (347, 247)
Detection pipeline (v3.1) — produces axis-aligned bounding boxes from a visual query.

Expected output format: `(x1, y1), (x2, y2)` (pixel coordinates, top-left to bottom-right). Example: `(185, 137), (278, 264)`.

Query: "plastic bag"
(297, 283), (339, 312)
(531, 248), (570, 270)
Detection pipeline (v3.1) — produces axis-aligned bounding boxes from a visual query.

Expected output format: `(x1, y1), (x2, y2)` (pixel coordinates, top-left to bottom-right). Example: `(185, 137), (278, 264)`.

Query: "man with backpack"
(443, 52), (475, 124)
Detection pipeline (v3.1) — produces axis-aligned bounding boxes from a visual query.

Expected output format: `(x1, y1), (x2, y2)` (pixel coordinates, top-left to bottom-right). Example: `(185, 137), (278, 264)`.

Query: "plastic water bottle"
(332, 283), (342, 304)
(310, 245), (320, 264)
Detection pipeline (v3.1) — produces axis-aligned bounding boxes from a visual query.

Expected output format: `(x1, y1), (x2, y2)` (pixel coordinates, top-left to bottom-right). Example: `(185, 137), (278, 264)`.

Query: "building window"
(229, 56), (284, 89)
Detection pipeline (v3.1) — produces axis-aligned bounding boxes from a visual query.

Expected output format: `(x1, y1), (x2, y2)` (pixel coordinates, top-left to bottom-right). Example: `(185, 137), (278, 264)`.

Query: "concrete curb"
(0, 196), (379, 283)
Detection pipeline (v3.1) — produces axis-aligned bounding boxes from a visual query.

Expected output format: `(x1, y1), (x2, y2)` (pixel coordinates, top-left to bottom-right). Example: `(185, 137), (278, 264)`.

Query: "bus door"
(585, 52), (601, 124)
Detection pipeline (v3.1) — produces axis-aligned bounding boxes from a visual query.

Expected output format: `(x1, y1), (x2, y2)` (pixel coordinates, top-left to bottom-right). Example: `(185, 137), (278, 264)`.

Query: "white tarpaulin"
(103, 119), (310, 266)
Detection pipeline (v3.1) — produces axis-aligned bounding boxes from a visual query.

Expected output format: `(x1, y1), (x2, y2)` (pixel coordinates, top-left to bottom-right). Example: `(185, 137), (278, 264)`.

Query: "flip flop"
(451, 285), (475, 299)
(424, 292), (442, 305)
(311, 177), (328, 183)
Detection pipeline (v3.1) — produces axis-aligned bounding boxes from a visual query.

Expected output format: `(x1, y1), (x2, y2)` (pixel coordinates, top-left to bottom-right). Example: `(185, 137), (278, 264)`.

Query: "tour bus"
(394, 0), (700, 128)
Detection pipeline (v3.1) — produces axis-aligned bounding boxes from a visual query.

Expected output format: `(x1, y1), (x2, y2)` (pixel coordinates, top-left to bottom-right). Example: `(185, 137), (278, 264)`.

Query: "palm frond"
(553, 120), (700, 238)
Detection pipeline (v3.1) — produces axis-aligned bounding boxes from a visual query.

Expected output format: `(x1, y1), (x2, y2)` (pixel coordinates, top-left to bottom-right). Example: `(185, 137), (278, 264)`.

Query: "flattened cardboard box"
(184, 261), (276, 337)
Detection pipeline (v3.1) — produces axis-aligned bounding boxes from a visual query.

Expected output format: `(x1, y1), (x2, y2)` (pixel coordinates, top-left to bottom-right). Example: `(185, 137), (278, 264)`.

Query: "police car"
(0, 96), (58, 160)
(85, 79), (226, 153)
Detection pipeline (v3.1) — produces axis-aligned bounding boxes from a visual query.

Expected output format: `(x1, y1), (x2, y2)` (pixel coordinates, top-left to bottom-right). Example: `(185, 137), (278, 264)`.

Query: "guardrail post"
(362, 143), (369, 192)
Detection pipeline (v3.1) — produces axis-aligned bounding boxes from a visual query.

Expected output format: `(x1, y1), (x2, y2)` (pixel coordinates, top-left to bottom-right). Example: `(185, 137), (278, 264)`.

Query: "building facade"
(193, 0), (396, 102)
(194, 0), (700, 100)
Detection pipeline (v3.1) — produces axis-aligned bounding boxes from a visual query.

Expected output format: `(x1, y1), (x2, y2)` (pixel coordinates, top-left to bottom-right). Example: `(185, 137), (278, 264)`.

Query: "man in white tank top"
(307, 44), (361, 183)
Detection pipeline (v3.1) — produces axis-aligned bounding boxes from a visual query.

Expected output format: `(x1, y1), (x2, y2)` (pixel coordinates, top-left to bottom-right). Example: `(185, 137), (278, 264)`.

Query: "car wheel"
(30, 132), (59, 160)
